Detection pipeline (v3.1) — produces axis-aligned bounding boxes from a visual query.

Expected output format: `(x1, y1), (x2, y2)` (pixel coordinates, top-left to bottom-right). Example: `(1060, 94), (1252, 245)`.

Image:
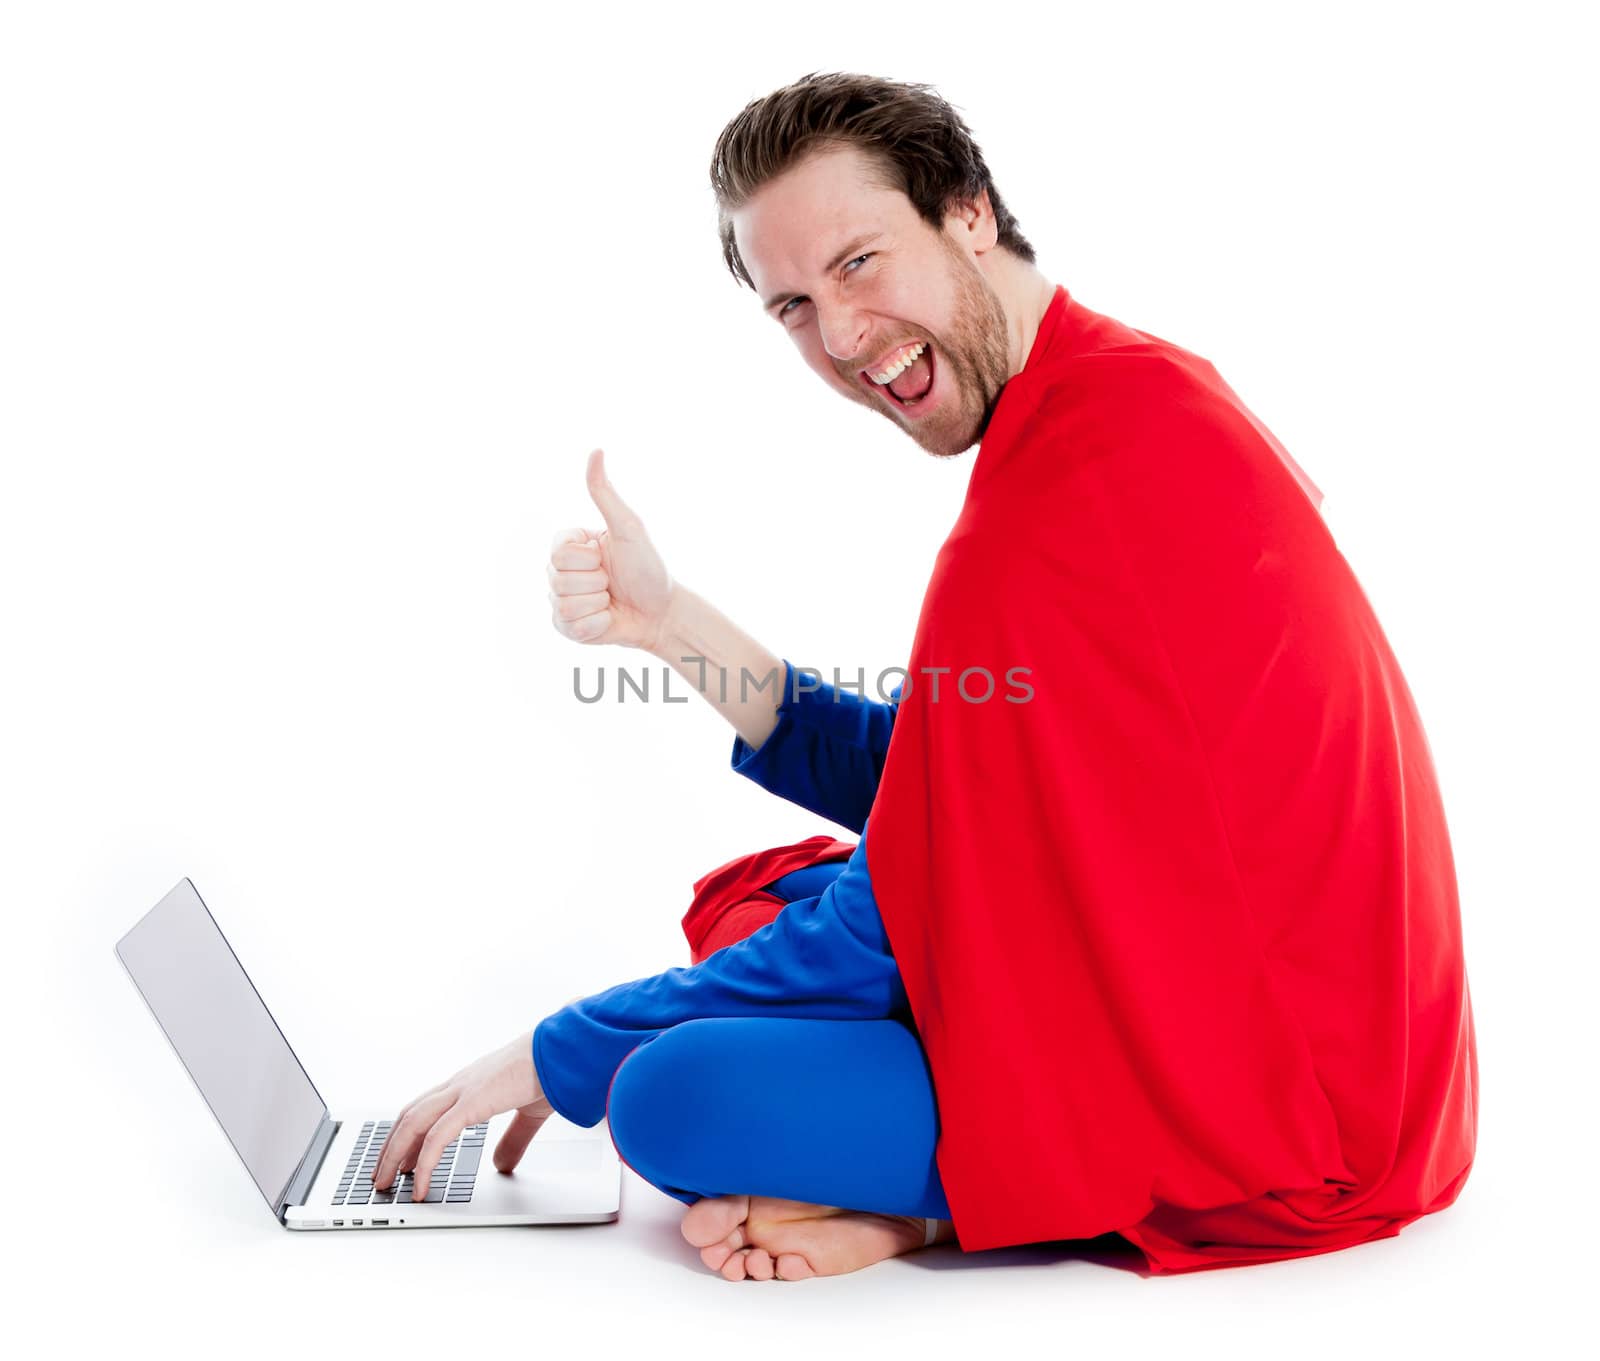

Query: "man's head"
(710, 72), (1046, 458)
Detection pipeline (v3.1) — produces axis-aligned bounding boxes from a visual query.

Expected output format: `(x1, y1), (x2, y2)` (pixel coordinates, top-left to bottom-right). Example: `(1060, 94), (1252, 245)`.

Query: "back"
(867, 283), (1478, 1269)
(1055, 341), (1480, 1232)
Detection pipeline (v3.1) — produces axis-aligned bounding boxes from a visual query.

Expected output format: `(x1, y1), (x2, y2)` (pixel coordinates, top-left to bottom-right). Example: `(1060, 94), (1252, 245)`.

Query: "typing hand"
(371, 1028), (555, 1199)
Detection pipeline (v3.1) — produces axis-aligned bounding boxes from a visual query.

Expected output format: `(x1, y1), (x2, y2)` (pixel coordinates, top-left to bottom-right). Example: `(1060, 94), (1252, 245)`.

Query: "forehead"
(732, 143), (912, 299)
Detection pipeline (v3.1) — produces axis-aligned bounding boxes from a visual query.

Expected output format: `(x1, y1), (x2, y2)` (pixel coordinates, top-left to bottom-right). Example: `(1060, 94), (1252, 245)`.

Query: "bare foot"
(680, 1193), (954, 1281)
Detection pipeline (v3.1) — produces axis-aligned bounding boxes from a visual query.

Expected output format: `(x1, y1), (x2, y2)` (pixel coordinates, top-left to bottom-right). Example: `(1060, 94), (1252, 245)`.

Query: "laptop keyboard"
(332, 1119), (488, 1206)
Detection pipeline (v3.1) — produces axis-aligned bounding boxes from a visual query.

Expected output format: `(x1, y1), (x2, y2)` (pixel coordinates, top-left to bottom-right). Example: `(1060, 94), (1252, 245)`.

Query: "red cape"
(863, 284), (1478, 1272)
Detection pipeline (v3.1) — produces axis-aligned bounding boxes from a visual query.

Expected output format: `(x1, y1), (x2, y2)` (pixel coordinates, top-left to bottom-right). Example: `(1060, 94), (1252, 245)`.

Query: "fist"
(547, 447), (675, 652)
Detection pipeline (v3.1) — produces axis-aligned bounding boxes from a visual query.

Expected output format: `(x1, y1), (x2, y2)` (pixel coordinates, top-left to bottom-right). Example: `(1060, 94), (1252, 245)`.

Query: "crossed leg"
(605, 1013), (955, 1279)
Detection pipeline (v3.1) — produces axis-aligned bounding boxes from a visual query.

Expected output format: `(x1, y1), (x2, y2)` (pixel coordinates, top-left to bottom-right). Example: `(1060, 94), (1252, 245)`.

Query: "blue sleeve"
(532, 824), (904, 1128)
(729, 657), (903, 834)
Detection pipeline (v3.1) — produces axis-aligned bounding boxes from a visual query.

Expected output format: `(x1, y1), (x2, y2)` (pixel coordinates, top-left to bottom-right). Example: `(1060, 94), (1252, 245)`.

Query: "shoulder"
(984, 343), (1312, 554)
(1031, 344), (1238, 438)
(1016, 345), (1298, 514)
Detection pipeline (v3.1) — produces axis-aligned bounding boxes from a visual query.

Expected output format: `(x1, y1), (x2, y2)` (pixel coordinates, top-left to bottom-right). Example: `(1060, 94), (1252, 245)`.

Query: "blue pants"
(603, 861), (954, 1220)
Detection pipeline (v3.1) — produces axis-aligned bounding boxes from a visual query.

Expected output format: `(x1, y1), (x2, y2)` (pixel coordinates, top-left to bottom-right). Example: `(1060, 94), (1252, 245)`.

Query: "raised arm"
(549, 448), (786, 751)
(644, 582), (789, 752)
(549, 448), (899, 828)
(727, 659), (902, 833)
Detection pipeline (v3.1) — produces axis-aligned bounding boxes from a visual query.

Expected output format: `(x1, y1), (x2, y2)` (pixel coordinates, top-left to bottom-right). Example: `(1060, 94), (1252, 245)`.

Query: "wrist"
(523, 1025), (553, 1109)
(648, 581), (695, 659)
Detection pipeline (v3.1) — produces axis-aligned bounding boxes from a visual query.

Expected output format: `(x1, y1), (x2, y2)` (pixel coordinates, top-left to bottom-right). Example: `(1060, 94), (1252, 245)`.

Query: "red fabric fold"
(864, 284), (1478, 1273)
(681, 833), (855, 965)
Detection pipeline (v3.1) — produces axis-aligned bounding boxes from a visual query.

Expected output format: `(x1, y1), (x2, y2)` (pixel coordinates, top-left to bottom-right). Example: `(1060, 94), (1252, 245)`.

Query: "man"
(372, 72), (1478, 1281)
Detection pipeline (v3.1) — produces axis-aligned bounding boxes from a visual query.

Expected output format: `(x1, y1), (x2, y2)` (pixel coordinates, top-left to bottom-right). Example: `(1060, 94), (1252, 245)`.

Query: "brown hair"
(708, 71), (1037, 292)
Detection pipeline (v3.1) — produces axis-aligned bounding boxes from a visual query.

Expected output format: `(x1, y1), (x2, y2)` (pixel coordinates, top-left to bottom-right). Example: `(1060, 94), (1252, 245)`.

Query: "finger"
(373, 1114), (420, 1191)
(550, 589), (610, 623)
(549, 527), (591, 555)
(492, 1107), (550, 1175)
(371, 1099), (420, 1189)
(585, 447), (643, 536)
(550, 539), (603, 571)
(411, 1106), (468, 1202)
(547, 564), (607, 595)
(373, 1088), (450, 1190)
(555, 607), (612, 642)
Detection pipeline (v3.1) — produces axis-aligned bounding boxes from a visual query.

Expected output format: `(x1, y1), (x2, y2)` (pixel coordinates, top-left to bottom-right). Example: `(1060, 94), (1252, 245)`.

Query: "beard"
(860, 235), (1014, 460)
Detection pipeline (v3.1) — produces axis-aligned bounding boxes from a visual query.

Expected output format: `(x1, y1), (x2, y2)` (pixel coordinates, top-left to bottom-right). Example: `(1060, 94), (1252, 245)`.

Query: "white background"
(5, 1), (1595, 1354)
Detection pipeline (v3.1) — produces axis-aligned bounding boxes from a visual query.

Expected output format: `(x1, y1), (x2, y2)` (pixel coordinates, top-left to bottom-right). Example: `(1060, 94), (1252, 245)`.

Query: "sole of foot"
(680, 1193), (948, 1281)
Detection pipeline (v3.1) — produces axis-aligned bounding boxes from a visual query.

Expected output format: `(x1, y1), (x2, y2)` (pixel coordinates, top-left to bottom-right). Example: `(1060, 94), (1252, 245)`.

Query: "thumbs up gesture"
(547, 447), (676, 652)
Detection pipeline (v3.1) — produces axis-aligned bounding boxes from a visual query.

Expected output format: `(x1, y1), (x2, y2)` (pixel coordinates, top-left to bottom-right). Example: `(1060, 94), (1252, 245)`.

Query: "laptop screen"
(116, 879), (328, 1213)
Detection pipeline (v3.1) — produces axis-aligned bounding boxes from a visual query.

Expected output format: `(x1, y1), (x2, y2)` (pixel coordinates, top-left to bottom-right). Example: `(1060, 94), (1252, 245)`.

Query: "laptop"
(115, 877), (621, 1231)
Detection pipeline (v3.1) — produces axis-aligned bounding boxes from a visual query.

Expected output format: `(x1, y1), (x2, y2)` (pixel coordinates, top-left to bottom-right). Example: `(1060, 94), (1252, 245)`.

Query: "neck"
(983, 250), (1057, 380)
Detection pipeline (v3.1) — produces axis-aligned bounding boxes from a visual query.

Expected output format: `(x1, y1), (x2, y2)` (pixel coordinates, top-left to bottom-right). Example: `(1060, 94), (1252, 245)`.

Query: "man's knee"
(605, 1022), (720, 1180)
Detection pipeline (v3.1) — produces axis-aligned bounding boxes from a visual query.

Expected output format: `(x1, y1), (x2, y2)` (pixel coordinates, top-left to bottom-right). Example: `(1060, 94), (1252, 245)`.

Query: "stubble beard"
(891, 244), (1014, 460)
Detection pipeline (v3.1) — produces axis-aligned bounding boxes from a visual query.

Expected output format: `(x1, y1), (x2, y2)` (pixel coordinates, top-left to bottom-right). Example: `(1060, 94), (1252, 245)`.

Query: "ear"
(944, 188), (999, 253)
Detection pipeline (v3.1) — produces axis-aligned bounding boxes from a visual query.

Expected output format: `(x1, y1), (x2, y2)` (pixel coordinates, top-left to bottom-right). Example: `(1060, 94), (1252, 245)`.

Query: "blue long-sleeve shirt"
(531, 658), (907, 1128)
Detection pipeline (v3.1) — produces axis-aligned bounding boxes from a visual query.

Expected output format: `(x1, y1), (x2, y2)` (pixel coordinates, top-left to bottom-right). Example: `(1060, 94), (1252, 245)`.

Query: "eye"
(778, 254), (876, 319)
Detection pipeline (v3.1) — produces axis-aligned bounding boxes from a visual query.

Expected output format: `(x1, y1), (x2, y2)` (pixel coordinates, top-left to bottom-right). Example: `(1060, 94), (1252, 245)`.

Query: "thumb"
(586, 447), (642, 535)
(493, 1105), (551, 1175)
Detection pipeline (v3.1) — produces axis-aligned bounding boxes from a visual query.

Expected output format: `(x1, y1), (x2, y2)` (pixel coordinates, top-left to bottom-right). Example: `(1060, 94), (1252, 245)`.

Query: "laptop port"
(352, 1218), (363, 1225)
(372, 1218), (389, 1226)
(332, 1219), (343, 1226)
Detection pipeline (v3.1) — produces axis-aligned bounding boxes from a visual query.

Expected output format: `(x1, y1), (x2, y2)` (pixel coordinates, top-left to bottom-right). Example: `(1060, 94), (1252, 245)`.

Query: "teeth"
(869, 341), (926, 385)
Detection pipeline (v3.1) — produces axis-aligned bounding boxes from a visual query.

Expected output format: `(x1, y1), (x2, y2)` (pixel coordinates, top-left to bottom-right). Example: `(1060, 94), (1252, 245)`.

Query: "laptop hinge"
(277, 1113), (340, 1219)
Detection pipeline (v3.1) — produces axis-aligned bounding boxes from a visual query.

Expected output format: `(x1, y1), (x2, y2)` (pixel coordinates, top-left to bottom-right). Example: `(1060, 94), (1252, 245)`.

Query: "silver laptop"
(115, 877), (621, 1231)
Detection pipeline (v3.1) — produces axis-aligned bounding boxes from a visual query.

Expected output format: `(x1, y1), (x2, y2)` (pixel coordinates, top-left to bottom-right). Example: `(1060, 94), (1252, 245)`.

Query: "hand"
(547, 446), (676, 653)
(371, 1028), (556, 1199)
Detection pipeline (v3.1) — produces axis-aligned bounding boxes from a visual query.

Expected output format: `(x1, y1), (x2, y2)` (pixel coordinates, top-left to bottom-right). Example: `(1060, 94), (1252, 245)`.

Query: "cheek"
(797, 334), (851, 389)
(795, 329), (826, 365)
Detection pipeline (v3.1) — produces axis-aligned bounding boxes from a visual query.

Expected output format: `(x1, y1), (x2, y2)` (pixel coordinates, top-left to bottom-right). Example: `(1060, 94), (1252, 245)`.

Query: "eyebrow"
(762, 232), (882, 312)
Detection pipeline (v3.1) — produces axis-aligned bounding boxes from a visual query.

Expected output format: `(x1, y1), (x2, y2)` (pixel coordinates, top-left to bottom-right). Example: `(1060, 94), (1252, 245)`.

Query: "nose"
(817, 304), (870, 369)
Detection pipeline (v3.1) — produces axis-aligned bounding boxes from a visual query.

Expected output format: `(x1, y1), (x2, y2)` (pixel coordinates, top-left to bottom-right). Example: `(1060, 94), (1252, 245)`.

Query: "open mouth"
(860, 341), (937, 411)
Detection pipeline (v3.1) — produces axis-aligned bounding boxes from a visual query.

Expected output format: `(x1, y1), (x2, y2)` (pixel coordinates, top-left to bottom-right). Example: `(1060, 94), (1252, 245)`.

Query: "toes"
(701, 1222), (747, 1269)
(680, 1194), (750, 1249)
(775, 1251), (814, 1280)
(720, 1246), (753, 1281)
(745, 1247), (776, 1281)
